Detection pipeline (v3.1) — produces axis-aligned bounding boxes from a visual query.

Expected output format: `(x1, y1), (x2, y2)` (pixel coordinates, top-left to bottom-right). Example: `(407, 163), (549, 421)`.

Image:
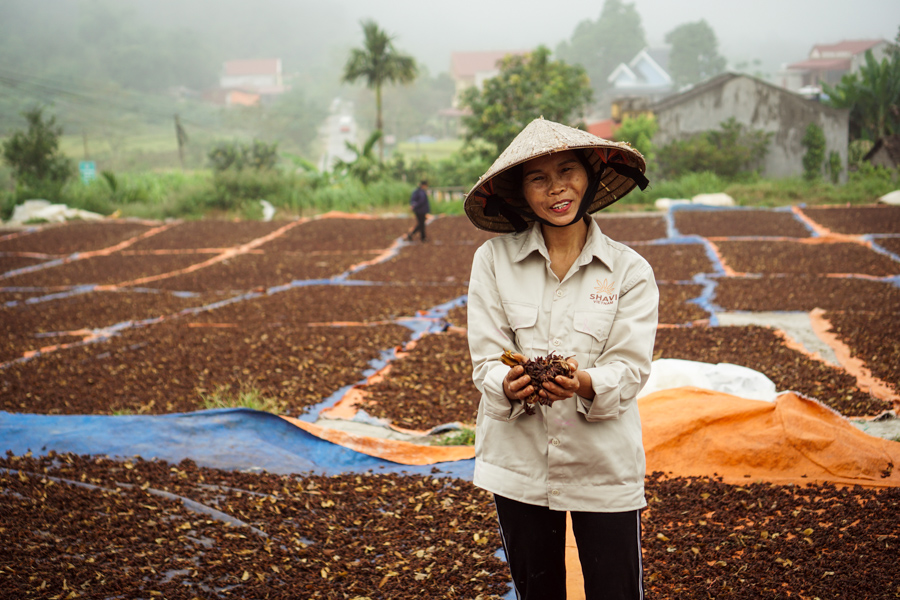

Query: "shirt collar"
(512, 217), (614, 270)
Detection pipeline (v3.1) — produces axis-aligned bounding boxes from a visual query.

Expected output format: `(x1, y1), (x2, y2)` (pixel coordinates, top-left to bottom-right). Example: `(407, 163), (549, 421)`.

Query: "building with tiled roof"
(449, 50), (528, 107)
(778, 39), (891, 93)
(216, 59), (287, 103)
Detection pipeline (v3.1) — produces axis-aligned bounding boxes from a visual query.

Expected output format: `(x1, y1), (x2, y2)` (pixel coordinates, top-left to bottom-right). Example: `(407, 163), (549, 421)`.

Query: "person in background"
(464, 117), (657, 600)
(407, 179), (430, 242)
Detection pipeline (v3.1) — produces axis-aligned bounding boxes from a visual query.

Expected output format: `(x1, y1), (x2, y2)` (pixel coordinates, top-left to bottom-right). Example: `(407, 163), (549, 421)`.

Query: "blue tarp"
(0, 408), (475, 480)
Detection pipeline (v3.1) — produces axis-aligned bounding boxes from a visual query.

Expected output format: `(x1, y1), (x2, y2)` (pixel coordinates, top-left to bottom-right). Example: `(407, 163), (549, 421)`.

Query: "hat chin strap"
(483, 195), (530, 232)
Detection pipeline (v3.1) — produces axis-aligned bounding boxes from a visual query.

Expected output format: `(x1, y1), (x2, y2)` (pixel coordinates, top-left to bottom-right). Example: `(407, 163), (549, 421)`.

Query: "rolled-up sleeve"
(467, 244), (529, 421)
(576, 263), (659, 421)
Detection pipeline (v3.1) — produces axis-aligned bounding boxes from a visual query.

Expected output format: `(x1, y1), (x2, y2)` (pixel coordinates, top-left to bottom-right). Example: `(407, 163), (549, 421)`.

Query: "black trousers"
(494, 494), (644, 600)
(409, 212), (427, 240)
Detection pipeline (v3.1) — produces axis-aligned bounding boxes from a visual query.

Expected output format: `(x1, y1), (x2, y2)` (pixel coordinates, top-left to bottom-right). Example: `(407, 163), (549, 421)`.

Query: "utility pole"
(174, 114), (188, 170)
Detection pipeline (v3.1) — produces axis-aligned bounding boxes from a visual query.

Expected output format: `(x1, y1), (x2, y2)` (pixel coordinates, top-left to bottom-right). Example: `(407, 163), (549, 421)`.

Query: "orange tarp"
(292, 387), (900, 488)
(286, 387), (900, 600)
(280, 416), (474, 465)
(640, 387), (900, 487)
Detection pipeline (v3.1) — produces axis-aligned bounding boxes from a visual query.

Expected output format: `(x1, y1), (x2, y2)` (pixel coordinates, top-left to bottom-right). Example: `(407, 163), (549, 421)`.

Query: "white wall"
(653, 76), (850, 180)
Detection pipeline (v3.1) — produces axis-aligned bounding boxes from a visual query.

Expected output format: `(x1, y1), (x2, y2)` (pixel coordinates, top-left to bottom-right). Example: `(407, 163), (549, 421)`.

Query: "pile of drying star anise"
(500, 350), (573, 415)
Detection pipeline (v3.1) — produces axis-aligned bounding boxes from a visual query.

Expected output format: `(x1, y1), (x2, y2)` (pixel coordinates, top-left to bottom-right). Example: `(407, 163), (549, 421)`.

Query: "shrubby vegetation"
(2, 104), (897, 223)
(655, 118), (772, 180)
(801, 123), (826, 181)
(1, 107), (74, 204)
(613, 114), (659, 173)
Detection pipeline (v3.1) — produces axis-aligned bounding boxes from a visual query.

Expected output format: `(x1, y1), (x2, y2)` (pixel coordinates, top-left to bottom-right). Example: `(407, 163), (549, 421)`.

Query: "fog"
(4, 0), (897, 82)
(109, 0), (900, 78)
(331, 0), (900, 74)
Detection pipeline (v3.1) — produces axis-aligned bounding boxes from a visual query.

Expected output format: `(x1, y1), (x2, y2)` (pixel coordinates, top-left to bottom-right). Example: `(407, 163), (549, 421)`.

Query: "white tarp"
(654, 193), (736, 211)
(879, 190), (900, 206)
(5, 199), (105, 226)
(639, 358), (778, 402)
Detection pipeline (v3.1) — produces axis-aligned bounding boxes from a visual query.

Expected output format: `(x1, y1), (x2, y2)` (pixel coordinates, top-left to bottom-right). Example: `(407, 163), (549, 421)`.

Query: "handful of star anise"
(500, 350), (574, 415)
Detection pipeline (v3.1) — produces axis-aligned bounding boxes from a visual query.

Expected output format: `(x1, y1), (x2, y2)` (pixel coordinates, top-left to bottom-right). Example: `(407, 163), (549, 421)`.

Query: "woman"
(465, 118), (658, 600)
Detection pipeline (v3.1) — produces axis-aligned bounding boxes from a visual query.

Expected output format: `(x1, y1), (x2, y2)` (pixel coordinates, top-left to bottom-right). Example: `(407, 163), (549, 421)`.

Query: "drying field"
(2, 205), (899, 599)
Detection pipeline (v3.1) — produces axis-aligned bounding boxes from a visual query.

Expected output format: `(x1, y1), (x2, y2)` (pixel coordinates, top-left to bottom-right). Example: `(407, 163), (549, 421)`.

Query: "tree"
(342, 20), (417, 161)
(355, 71), (456, 142)
(1, 106), (73, 189)
(824, 48), (900, 141)
(555, 0), (646, 98)
(665, 20), (727, 87)
(613, 114), (659, 169)
(460, 46), (593, 154)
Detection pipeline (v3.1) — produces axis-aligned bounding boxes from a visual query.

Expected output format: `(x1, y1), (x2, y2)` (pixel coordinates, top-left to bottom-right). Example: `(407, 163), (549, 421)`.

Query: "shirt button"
(551, 489), (560, 496)
(555, 289), (563, 298)
(551, 438), (560, 446)
(553, 338), (561, 347)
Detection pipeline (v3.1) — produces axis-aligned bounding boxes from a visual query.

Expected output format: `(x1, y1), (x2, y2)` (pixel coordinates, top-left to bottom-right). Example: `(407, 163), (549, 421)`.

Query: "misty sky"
(330, 0), (900, 74)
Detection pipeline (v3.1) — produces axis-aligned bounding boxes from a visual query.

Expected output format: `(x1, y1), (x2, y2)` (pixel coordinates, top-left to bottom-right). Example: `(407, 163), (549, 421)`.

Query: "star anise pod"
(500, 350), (573, 415)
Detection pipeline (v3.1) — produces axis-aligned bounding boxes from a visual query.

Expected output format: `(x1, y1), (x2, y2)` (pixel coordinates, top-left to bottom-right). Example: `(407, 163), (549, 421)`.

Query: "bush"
(657, 118), (771, 180)
(627, 170), (731, 206)
(1, 107), (74, 190)
(848, 139), (874, 169)
(613, 114), (659, 171)
(209, 169), (291, 210)
(431, 147), (491, 188)
(801, 123), (826, 181)
(306, 179), (411, 214)
(827, 151), (842, 184)
(208, 139), (279, 172)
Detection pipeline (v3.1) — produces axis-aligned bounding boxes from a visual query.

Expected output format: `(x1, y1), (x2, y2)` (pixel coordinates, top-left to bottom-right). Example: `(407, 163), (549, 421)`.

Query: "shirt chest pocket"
(503, 301), (544, 354)
(572, 309), (616, 357)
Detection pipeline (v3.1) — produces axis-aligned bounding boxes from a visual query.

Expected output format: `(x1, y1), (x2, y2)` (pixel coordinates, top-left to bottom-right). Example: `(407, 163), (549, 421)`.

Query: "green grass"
(3, 162), (897, 222)
(432, 427), (475, 446)
(394, 138), (464, 162)
(198, 383), (288, 414)
(614, 168), (898, 211)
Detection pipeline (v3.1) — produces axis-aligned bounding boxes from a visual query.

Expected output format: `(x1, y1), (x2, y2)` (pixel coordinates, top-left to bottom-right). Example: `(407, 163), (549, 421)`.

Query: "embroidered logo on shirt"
(591, 278), (618, 305)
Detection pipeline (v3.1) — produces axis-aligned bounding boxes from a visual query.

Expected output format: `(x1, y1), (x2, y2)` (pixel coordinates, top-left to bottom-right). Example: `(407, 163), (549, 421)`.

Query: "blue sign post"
(79, 161), (96, 183)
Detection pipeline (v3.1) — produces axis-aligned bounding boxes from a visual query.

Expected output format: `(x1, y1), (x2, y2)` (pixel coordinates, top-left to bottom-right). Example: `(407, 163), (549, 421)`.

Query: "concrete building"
(652, 73), (850, 180)
(208, 59), (287, 106)
(449, 50), (527, 107)
(778, 39), (891, 94)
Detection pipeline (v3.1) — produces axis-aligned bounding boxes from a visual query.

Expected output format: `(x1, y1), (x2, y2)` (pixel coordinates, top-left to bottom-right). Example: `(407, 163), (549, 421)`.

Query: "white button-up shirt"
(467, 218), (659, 512)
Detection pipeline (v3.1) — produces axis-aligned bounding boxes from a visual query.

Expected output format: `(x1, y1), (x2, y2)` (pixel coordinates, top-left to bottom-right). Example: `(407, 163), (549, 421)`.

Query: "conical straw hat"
(464, 117), (647, 233)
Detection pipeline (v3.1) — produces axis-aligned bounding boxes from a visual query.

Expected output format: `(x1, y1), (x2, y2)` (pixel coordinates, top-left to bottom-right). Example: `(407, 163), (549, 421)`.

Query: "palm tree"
(342, 20), (418, 161)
